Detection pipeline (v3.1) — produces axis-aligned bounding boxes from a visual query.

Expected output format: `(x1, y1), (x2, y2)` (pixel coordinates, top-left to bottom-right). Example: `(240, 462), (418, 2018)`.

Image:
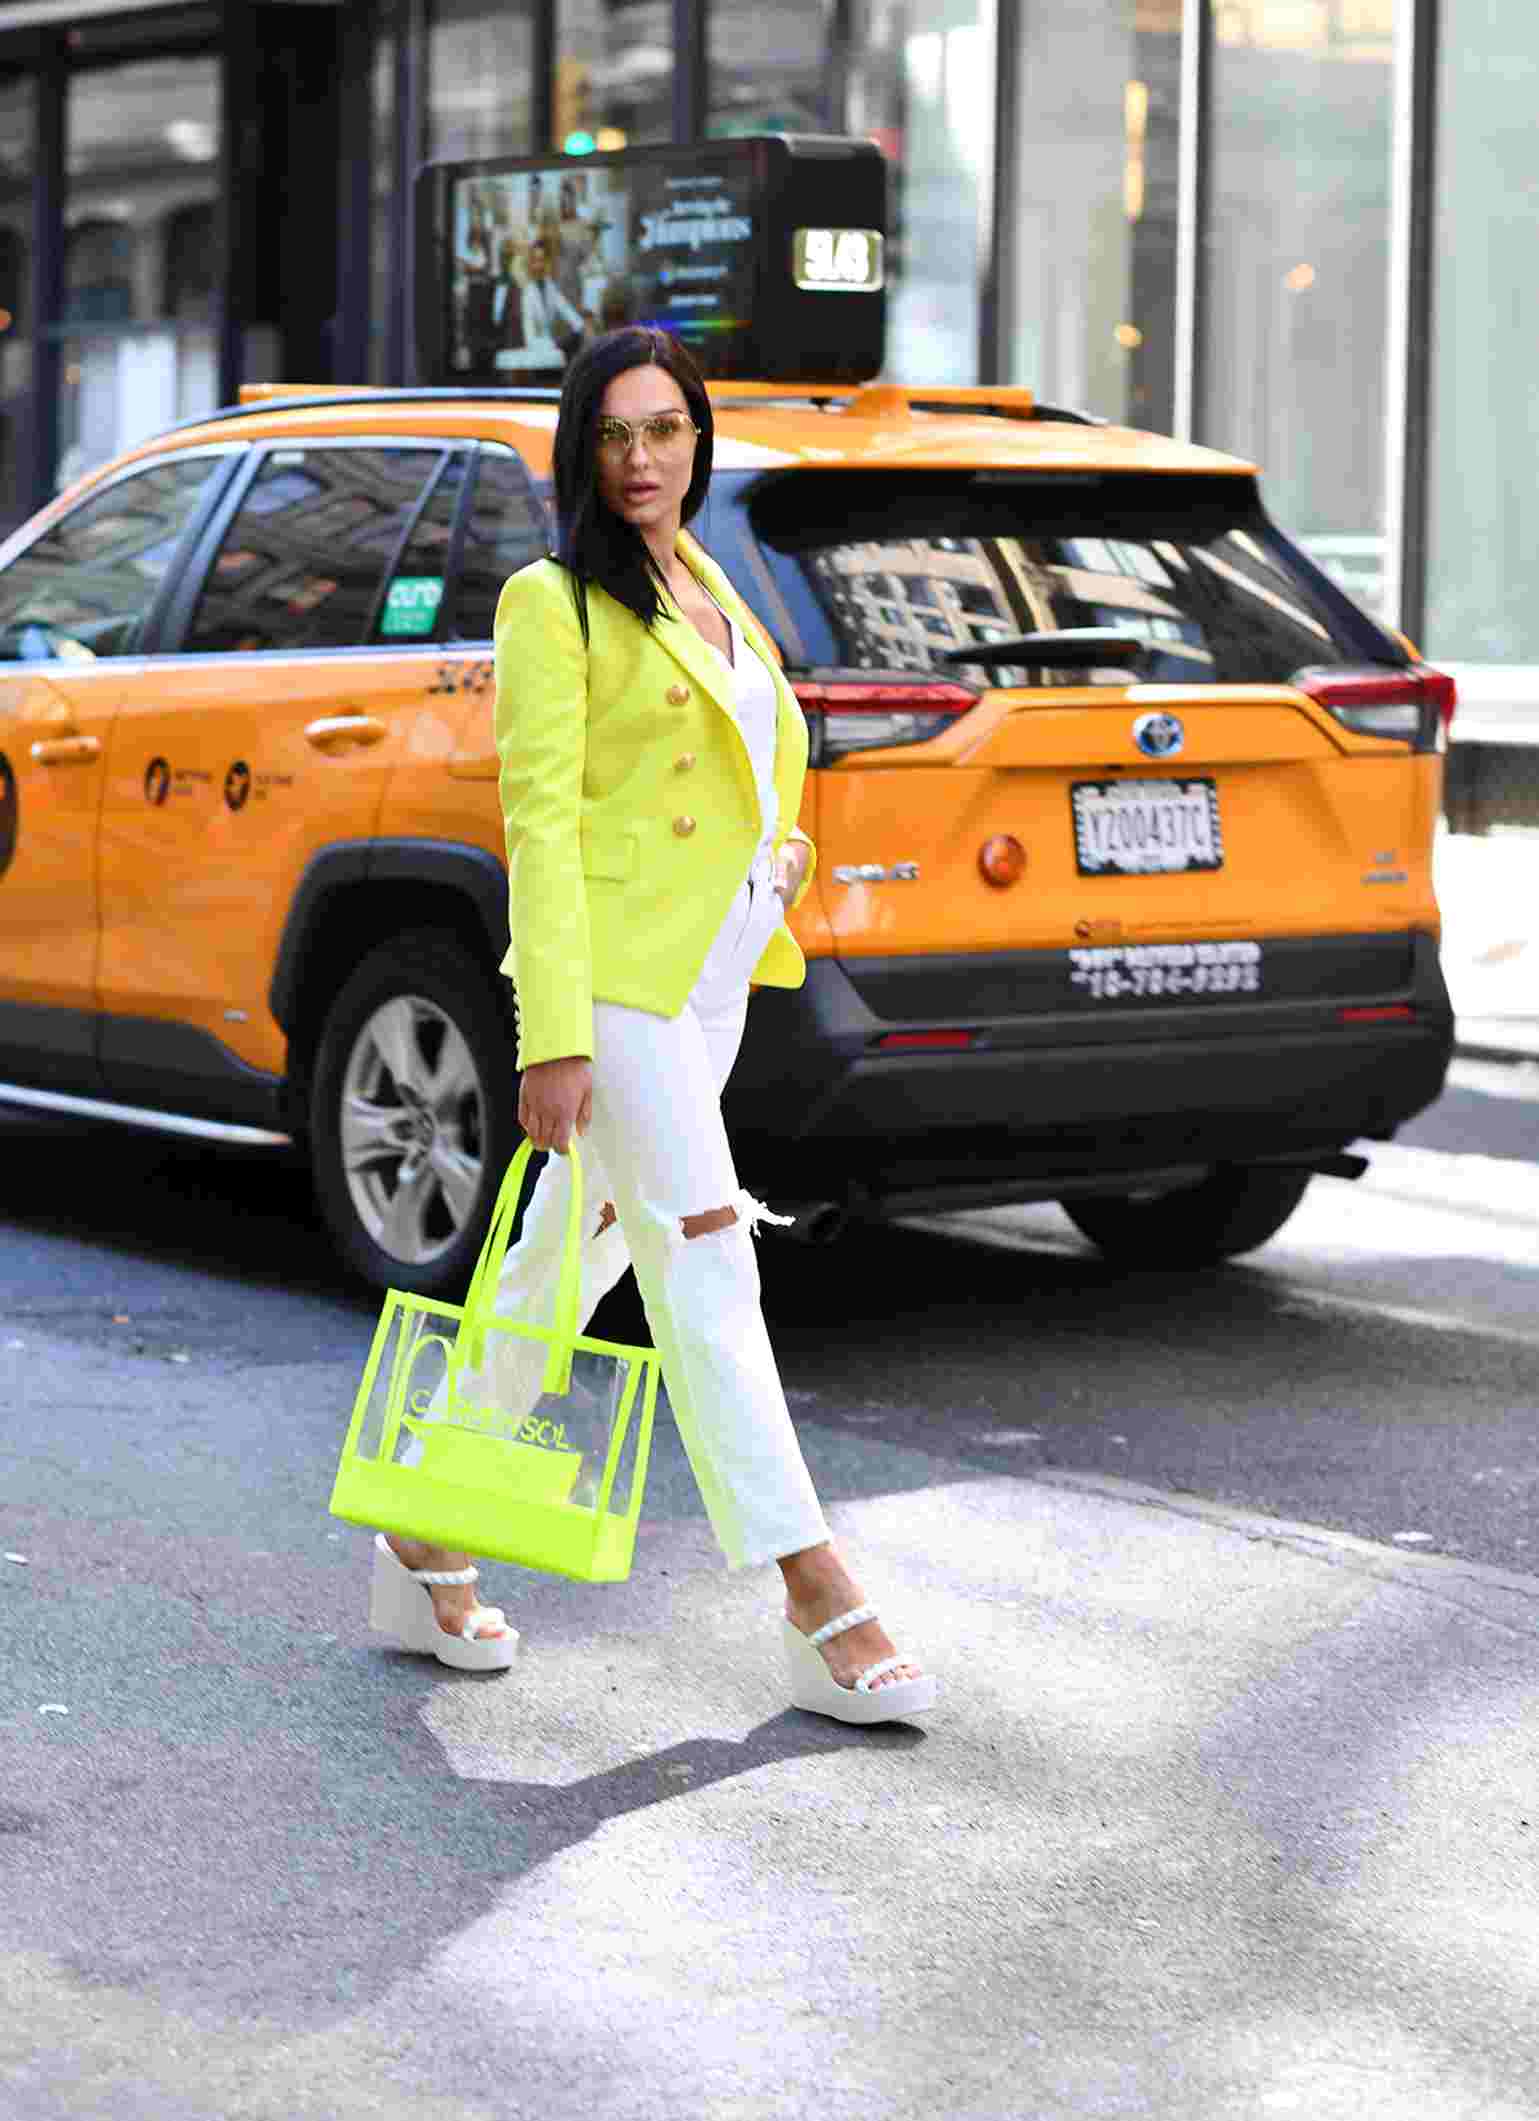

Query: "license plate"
(1067, 940), (1263, 1003)
(1071, 777), (1223, 876)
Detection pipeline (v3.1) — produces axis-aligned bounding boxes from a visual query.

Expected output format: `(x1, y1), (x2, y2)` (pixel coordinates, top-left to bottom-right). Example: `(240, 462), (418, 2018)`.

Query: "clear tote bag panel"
(332, 1146), (659, 1581)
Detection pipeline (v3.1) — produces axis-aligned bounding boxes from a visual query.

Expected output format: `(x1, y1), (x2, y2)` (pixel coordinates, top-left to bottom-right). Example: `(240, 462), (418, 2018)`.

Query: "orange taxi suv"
(0, 138), (1454, 1294)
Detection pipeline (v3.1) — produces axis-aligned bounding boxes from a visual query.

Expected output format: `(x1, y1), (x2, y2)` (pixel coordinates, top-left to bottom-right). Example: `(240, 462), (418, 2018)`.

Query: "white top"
(703, 607), (780, 863)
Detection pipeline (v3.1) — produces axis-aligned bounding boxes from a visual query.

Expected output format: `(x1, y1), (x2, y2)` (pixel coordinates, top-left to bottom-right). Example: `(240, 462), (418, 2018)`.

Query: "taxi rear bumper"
(725, 929), (1454, 1213)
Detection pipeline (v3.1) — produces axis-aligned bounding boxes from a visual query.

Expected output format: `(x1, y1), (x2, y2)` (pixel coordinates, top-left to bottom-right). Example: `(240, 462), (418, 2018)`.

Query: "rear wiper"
(935, 628), (1148, 671)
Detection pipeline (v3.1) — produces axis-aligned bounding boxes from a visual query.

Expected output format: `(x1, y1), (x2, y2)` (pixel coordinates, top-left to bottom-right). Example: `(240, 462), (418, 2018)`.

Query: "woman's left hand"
(774, 838), (811, 909)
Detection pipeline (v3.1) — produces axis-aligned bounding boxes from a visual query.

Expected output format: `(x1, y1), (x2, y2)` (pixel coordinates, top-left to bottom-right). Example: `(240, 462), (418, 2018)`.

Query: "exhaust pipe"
(763, 1200), (849, 1245)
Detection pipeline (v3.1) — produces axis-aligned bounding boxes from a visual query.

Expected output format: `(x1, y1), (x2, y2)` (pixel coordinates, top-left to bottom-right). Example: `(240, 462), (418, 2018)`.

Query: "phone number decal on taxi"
(1068, 940), (1262, 1002)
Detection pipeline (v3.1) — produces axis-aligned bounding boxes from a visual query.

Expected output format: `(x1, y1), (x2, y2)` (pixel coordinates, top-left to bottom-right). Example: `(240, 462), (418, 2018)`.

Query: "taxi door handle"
(30, 734), (100, 765)
(304, 714), (387, 749)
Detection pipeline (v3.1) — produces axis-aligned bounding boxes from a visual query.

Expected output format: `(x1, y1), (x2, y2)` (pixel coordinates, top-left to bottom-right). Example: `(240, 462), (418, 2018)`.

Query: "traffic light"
(553, 58), (593, 154)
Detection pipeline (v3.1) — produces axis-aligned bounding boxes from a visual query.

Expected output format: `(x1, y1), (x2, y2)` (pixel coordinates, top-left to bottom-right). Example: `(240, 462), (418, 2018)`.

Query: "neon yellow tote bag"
(329, 1143), (659, 1582)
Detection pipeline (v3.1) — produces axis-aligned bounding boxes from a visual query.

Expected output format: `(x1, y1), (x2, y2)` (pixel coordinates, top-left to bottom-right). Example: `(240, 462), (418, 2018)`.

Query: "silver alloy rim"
(339, 995), (487, 1264)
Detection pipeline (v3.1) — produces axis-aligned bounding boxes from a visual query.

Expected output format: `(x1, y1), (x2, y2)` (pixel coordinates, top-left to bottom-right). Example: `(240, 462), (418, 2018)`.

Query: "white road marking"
(1271, 1283), (1539, 1351)
(902, 1130), (1539, 1350)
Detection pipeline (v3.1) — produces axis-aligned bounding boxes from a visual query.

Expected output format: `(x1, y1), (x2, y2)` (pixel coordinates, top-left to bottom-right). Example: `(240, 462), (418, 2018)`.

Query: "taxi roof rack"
(155, 379), (1103, 441)
(702, 380), (1105, 426)
(234, 383), (564, 405)
(137, 384), (565, 444)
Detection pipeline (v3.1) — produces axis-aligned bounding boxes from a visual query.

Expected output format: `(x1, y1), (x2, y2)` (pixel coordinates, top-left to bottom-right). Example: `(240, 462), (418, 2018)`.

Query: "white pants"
(492, 861), (831, 1570)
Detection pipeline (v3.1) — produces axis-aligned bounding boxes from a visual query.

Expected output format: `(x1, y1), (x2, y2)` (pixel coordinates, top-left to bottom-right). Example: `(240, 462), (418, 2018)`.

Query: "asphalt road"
(4, 1061), (1539, 2119)
(3, 1058), (1537, 1573)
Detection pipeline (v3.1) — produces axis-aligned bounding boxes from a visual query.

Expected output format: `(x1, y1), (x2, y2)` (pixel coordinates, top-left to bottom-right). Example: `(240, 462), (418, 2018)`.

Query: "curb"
(1030, 1463), (1539, 1627)
(1454, 1024), (1539, 1065)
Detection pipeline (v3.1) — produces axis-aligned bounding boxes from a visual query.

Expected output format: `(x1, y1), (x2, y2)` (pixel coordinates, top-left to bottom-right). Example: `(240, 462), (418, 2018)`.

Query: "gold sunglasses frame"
(594, 413), (700, 456)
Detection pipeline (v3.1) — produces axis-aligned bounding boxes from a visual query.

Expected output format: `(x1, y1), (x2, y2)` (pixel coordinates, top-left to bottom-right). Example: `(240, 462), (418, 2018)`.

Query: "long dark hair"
(552, 326), (714, 644)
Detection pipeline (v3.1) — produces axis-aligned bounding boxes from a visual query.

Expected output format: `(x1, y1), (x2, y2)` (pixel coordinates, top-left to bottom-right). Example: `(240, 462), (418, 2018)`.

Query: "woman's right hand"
(518, 1056), (593, 1154)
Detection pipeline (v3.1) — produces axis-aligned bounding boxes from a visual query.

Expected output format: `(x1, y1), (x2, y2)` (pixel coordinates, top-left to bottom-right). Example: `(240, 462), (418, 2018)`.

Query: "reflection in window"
(708, 0), (838, 136)
(186, 448), (443, 654)
(1007, 2), (1181, 430)
(554, 0), (671, 151)
(375, 451), (467, 643)
(848, 0), (994, 384)
(425, 0), (535, 160)
(64, 220), (135, 326)
(739, 473), (1388, 684)
(1425, 6), (1539, 660)
(451, 447), (550, 638)
(1200, 0), (1397, 616)
(0, 68), (29, 529)
(0, 454), (221, 660)
(59, 57), (222, 486)
(163, 203), (217, 321)
(369, 0), (401, 383)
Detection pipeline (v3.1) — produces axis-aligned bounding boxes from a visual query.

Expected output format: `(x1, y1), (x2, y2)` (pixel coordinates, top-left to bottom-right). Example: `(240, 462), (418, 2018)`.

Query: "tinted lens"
(644, 415), (694, 449)
(596, 414), (695, 454)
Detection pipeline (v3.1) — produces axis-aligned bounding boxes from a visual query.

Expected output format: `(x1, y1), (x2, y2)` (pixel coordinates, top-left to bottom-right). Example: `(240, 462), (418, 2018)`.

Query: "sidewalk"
(8, 1305), (1539, 2120)
(1434, 826), (1539, 1060)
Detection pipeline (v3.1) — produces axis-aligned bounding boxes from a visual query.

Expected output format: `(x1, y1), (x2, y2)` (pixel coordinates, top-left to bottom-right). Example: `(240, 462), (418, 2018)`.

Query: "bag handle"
(459, 1139), (586, 1396)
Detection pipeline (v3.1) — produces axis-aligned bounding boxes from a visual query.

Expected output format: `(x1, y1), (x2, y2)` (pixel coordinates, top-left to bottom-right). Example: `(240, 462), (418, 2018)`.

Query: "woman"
(372, 327), (935, 1725)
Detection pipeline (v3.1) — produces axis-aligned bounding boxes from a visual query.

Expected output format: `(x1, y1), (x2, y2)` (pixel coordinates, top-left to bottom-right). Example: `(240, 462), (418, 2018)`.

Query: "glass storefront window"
(1424, 8), (1539, 662)
(707, 0), (839, 136)
(371, 0), (401, 383)
(0, 73), (33, 534)
(58, 56), (221, 492)
(848, 0), (995, 385)
(1006, 1), (1181, 430)
(424, 0), (536, 162)
(1199, 0), (1397, 619)
(553, 0), (672, 152)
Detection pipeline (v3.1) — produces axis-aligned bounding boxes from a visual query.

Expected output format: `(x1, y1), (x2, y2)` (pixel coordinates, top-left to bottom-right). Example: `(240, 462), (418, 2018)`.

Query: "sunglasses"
(595, 412), (699, 457)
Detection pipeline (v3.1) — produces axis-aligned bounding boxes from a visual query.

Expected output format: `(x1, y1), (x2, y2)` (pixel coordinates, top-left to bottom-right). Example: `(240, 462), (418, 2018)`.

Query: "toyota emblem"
(1133, 711), (1184, 759)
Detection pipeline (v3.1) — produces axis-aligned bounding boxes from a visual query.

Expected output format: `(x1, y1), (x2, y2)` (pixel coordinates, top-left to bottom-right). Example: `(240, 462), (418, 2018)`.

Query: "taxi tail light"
(874, 1029), (979, 1051)
(793, 675), (980, 763)
(1338, 1004), (1417, 1025)
(1293, 664), (1457, 752)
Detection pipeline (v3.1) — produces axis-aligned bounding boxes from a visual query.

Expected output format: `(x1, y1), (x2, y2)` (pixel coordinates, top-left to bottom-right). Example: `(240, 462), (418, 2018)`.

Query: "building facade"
(0, 0), (1534, 680)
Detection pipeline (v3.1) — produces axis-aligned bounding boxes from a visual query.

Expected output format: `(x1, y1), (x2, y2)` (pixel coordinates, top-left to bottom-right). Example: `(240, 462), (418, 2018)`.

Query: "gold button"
(666, 683), (689, 705)
(673, 814), (697, 838)
(674, 751), (696, 772)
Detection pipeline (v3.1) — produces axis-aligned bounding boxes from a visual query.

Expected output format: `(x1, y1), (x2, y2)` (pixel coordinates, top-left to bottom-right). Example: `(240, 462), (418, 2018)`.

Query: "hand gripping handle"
(459, 1139), (586, 1396)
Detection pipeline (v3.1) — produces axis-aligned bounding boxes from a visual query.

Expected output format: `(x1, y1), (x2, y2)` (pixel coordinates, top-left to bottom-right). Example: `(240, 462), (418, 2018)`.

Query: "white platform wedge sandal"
(369, 1533), (519, 1673)
(784, 1603), (938, 1725)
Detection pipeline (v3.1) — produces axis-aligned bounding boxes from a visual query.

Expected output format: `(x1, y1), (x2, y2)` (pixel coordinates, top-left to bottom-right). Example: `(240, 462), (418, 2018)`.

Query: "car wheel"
(308, 928), (521, 1296)
(1061, 1165), (1313, 1268)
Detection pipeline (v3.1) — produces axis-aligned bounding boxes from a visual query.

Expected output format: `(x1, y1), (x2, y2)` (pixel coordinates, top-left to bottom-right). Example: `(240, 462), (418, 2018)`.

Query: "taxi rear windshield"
(717, 469), (1397, 685)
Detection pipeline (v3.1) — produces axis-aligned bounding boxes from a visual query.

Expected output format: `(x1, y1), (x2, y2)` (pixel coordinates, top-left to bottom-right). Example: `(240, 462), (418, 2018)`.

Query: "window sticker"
(380, 576), (445, 639)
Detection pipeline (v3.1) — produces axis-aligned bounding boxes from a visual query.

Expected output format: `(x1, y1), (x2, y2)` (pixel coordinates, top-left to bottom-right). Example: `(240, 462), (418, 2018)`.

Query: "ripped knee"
(680, 1203), (738, 1241)
(593, 1200), (617, 1238)
(644, 1190), (793, 1251)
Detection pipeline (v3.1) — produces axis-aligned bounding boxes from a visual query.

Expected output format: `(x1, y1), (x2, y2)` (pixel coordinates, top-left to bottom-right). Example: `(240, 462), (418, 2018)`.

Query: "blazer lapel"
(676, 534), (808, 839)
(656, 539), (737, 719)
(664, 535), (809, 841)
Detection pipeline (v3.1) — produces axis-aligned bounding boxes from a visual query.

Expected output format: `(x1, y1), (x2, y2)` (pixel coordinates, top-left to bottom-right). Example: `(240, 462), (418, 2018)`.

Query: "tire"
(307, 927), (522, 1296)
(1061, 1165), (1313, 1268)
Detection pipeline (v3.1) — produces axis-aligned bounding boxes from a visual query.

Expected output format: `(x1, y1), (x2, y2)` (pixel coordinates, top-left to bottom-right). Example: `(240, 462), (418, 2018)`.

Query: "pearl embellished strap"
(805, 1603), (877, 1648)
(408, 1563), (479, 1587)
(460, 1604), (506, 1641)
(854, 1655), (907, 1694)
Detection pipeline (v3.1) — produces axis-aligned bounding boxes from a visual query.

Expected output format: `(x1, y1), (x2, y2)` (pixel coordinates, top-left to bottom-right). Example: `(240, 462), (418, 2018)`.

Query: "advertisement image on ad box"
(420, 137), (887, 388)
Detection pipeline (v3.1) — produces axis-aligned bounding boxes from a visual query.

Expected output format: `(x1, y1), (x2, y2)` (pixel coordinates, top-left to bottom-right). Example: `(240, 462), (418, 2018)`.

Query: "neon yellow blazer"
(492, 532), (817, 1069)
